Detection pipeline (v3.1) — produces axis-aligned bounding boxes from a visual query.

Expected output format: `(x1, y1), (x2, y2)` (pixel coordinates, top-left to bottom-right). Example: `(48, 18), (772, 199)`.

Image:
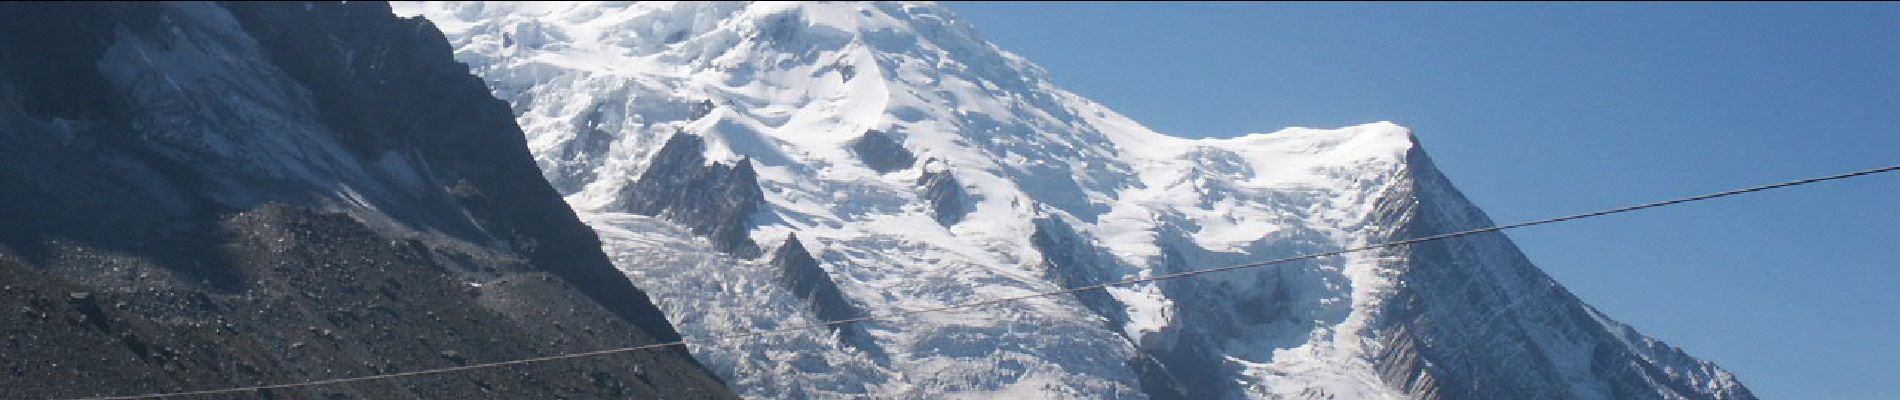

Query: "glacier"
(394, 2), (1757, 399)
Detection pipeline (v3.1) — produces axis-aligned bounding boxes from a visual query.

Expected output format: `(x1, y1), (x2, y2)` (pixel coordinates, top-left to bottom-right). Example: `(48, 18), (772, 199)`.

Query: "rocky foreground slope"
(0, 2), (731, 398)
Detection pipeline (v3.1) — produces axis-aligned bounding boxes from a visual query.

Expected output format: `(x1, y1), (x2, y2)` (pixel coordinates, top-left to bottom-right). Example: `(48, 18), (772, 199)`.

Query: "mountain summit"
(399, 2), (1755, 399)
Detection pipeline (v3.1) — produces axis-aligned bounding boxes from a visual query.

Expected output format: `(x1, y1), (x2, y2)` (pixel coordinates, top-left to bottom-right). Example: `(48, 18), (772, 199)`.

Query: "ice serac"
(398, 1), (1756, 399)
(0, 2), (732, 398)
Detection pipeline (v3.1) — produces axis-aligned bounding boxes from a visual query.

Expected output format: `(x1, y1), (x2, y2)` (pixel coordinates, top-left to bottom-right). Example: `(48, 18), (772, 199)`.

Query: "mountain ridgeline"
(0, 1), (1759, 400)
(400, 2), (1757, 399)
(0, 2), (731, 399)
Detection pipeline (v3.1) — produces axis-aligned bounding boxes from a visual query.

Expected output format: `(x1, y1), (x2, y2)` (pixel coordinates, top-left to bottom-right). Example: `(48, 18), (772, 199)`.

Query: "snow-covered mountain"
(396, 2), (1756, 399)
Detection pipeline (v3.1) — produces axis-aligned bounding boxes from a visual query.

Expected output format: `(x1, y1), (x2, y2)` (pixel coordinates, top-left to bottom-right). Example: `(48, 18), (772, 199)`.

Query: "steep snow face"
(396, 2), (1753, 399)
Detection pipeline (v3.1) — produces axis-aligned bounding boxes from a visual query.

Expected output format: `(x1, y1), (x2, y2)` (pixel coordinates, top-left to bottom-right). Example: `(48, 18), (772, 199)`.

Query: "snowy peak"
(399, 2), (1753, 399)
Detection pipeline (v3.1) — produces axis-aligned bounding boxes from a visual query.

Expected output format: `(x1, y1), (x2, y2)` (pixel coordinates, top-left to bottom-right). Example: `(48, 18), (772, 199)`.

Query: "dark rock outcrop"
(1027, 217), (1128, 328)
(767, 233), (884, 359)
(850, 129), (916, 173)
(917, 167), (970, 226)
(615, 133), (765, 258)
(769, 234), (864, 331)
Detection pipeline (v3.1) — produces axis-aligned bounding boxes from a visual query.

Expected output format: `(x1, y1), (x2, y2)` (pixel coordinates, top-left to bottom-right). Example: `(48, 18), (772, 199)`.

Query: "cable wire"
(71, 165), (1900, 400)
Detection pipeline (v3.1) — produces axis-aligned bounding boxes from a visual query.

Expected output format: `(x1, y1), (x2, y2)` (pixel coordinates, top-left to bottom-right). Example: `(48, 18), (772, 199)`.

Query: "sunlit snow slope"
(395, 2), (1756, 399)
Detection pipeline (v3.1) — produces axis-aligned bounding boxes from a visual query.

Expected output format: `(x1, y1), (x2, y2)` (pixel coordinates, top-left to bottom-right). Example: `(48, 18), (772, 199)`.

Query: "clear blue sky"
(949, 2), (1898, 398)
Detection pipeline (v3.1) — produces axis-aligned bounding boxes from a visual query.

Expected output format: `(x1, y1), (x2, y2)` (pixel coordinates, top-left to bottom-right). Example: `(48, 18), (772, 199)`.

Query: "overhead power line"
(72, 165), (1900, 400)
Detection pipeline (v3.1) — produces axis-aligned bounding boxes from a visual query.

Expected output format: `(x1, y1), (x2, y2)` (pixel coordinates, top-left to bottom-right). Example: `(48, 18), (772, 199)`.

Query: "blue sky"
(949, 2), (1898, 398)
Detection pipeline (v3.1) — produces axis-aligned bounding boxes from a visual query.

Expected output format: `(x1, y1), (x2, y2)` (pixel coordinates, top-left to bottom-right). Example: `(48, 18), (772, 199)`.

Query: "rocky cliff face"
(1364, 148), (1753, 400)
(0, 2), (732, 398)
(614, 133), (766, 258)
(850, 129), (918, 174)
(917, 167), (971, 226)
(768, 233), (877, 355)
(399, 2), (1755, 399)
